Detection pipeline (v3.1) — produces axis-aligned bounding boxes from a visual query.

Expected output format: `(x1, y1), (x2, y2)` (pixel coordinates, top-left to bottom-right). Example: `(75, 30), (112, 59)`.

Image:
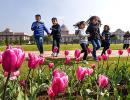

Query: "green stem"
(26, 69), (31, 80)
(116, 56), (120, 71)
(126, 54), (129, 66)
(102, 61), (104, 73)
(2, 73), (10, 100)
(97, 61), (100, 69)
(25, 69), (31, 99)
(106, 56), (109, 74)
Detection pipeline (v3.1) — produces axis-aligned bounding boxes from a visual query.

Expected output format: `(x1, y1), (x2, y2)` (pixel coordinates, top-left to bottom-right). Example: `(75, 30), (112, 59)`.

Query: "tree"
(5, 36), (9, 45)
(30, 35), (35, 44)
(111, 35), (118, 44)
(72, 39), (79, 44)
(13, 39), (19, 45)
(44, 35), (52, 44)
(0, 40), (6, 45)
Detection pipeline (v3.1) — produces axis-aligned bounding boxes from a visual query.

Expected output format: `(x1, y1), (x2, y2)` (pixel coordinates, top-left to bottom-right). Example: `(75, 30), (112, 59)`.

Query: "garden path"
(25, 50), (129, 58)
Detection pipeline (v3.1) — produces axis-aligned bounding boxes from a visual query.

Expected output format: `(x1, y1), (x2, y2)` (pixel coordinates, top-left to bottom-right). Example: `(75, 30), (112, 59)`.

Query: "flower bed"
(0, 46), (130, 100)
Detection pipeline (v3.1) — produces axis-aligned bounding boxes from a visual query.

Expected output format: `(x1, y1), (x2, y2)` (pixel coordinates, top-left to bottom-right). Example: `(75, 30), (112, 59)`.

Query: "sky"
(0, 0), (130, 35)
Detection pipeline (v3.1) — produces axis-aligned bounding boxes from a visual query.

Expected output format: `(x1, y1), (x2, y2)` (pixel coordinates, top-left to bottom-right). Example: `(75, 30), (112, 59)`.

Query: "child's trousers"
(80, 43), (88, 60)
(52, 38), (60, 53)
(35, 36), (44, 54)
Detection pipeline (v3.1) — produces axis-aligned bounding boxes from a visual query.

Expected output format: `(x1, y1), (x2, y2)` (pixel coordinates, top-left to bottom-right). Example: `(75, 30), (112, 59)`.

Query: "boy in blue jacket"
(31, 14), (50, 56)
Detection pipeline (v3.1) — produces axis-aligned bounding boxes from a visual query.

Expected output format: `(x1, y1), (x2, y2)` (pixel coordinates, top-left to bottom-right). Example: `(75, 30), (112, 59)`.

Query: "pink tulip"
(12, 70), (20, 77)
(3, 71), (8, 77)
(52, 74), (68, 95)
(19, 80), (26, 87)
(51, 77), (65, 95)
(76, 57), (80, 63)
(65, 56), (71, 64)
(4, 70), (20, 81)
(76, 66), (86, 81)
(118, 49), (123, 55)
(49, 71), (68, 96)
(6, 45), (12, 49)
(60, 72), (68, 87)
(86, 68), (94, 76)
(91, 64), (96, 69)
(48, 87), (55, 98)
(52, 46), (58, 53)
(52, 68), (60, 77)
(0, 53), (2, 64)
(28, 53), (40, 69)
(12, 47), (25, 70)
(87, 48), (92, 54)
(39, 56), (45, 65)
(10, 76), (17, 81)
(97, 55), (102, 61)
(107, 49), (112, 55)
(127, 48), (130, 53)
(4, 70), (20, 77)
(74, 49), (81, 58)
(48, 63), (54, 69)
(98, 75), (109, 88)
(2, 46), (25, 72)
(102, 54), (108, 61)
(64, 50), (69, 56)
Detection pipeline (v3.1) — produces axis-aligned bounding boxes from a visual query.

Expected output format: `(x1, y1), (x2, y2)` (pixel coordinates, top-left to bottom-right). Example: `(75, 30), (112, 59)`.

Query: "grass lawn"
(0, 44), (124, 51)
(0, 56), (129, 79)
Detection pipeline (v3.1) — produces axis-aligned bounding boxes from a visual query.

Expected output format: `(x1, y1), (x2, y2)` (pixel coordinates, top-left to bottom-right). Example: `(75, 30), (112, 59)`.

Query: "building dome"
(60, 24), (69, 32)
(3, 28), (13, 33)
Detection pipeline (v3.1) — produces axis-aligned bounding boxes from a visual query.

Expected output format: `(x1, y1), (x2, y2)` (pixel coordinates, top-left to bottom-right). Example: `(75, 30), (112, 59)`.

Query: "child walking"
(101, 25), (113, 55)
(31, 14), (50, 56)
(50, 17), (61, 57)
(123, 31), (130, 49)
(74, 21), (90, 64)
(86, 16), (102, 61)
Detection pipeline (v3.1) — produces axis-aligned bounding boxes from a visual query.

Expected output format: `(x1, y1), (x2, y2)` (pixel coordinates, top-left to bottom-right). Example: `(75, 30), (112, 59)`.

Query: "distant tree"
(0, 40), (5, 45)
(13, 39), (19, 45)
(72, 39), (79, 44)
(111, 35), (118, 44)
(19, 36), (27, 45)
(5, 36), (9, 45)
(30, 35), (35, 44)
(44, 35), (52, 44)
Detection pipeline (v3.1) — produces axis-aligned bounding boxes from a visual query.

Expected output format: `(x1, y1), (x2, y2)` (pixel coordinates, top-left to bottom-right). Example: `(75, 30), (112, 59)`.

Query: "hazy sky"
(0, 0), (130, 35)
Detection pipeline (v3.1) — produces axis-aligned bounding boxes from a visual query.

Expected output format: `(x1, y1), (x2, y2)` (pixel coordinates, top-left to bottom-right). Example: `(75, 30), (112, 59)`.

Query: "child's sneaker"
(51, 53), (54, 57)
(55, 53), (59, 57)
(40, 53), (44, 57)
(83, 60), (89, 64)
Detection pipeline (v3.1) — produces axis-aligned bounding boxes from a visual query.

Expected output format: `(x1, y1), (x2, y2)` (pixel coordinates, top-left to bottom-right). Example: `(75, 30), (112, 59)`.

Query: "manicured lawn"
(0, 44), (124, 51)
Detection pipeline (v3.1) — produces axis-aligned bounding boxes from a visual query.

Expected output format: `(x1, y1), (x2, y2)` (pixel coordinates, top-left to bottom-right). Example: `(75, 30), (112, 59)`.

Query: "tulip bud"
(48, 63), (54, 69)
(64, 50), (69, 56)
(107, 49), (112, 55)
(118, 49), (123, 55)
(74, 49), (81, 58)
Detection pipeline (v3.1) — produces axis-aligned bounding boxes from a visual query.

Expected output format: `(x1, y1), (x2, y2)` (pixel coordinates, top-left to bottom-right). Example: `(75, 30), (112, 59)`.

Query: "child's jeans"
(80, 43), (88, 60)
(35, 36), (44, 54)
(91, 39), (101, 59)
(52, 38), (60, 53)
(123, 44), (129, 49)
(101, 43), (110, 55)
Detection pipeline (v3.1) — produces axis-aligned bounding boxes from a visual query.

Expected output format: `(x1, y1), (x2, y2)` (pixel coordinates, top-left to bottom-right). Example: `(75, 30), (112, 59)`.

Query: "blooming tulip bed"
(0, 46), (130, 100)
